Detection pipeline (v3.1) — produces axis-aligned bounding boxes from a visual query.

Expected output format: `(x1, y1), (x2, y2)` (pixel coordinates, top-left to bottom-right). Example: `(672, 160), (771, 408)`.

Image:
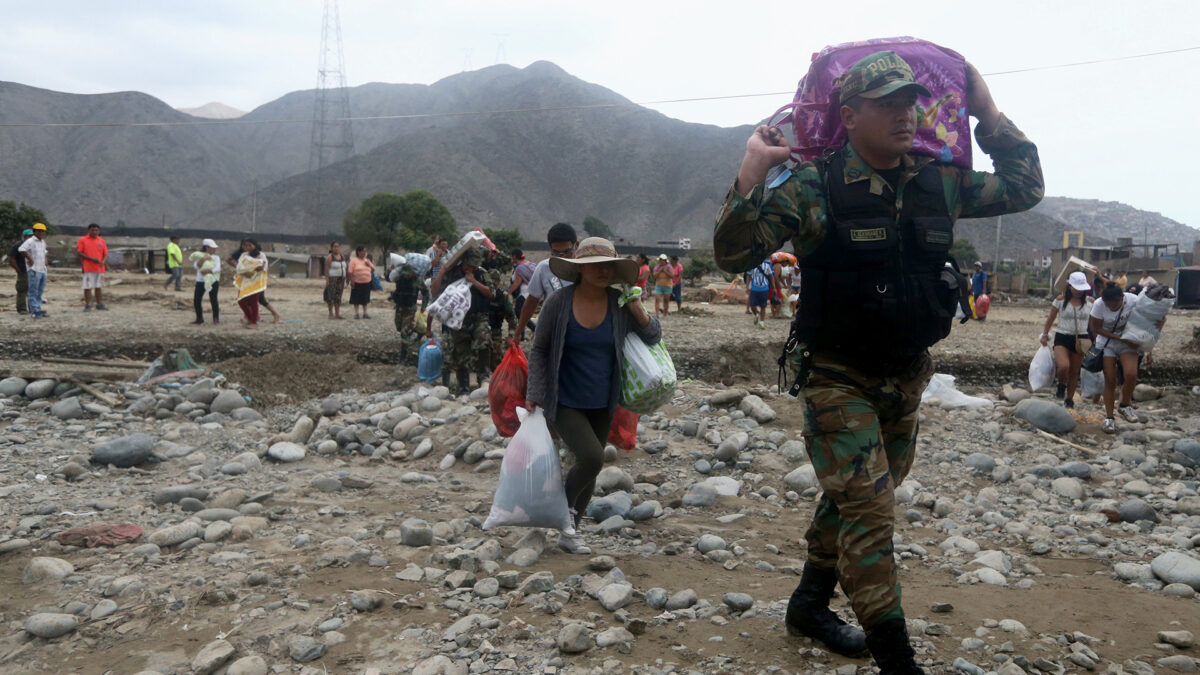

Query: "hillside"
(1, 63), (1196, 249)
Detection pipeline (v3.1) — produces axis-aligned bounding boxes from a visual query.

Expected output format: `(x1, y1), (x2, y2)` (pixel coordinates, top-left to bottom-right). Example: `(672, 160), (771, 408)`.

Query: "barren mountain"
(176, 102), (246, 119)
(1, 63), (1196, 250)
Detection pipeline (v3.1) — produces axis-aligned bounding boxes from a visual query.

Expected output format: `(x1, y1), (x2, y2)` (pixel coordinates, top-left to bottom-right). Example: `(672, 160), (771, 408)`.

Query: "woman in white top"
(325, 241), (349, 319)
(1039, 271), (1094, 408)
(1090, 282), (1152, 434)
(191, 239), (221, 325)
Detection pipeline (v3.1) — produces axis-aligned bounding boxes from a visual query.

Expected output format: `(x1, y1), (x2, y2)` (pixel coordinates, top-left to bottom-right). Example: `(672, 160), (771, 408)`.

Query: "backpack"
(768, 36), (972, 168)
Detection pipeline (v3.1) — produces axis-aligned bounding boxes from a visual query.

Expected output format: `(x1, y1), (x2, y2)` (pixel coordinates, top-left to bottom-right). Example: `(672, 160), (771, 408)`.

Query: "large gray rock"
(267, 442), (306, 463)
(50, 396), (84, 420)
(149, 521), (201, 547)
(597, 582), (634, 611)
(1151, 552), (1200, 590)
(739, 394), (777, 423)
(22, 557), (74, 585)
(557, 623), (593, 653)
(289, 415), (315, 444)
(682, 483), (717, 507)
(191, 638), (237, 675)
(784, 464), (819, 492)
(288, 636), (327, 662)
(0, 376), (28, 396)
(92, 433), (155, 467)
(226, 656), (269, 675)
(665, 588), (698, 610)
(153, 486), (210, 504)
(586, 491), (632, 522)
(1118, 498), (1159, 523)
(210, 389), (247, 414)
(24, 378), (58, 400)
(595, 466), (634, 494)
(24, 613), (79, 639)
(401, 519), (434, 547)
(709, 389), (747, 406)
(1014, 398), (1077, 433)
(1173, 439), (1200, 468)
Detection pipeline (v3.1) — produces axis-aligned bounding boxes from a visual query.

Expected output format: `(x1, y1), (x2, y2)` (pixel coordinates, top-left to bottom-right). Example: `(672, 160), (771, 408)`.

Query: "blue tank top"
(557, 308), (615, 410)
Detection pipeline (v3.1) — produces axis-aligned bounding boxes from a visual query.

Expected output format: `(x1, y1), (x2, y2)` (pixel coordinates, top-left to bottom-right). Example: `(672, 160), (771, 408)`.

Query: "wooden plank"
(69, 379), (121, 407)
(40, 356), (150, 368)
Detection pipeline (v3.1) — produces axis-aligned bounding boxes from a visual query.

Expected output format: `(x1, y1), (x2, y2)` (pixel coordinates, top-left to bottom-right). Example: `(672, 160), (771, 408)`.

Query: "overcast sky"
(4, 0), (1199, 232)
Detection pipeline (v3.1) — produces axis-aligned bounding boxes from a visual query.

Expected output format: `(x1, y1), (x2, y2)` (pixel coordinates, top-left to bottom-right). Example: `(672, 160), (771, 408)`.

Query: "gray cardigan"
(527, 286), (662, 423)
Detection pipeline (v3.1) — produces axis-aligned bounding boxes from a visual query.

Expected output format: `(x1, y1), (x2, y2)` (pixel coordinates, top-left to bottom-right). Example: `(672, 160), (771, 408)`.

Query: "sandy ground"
(0, 268), (1198, 673)
(2, 269), (1198, 392)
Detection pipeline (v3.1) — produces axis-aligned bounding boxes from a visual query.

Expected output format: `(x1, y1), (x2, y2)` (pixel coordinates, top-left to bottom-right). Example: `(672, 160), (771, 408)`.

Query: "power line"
(0, 45), (1196, 130)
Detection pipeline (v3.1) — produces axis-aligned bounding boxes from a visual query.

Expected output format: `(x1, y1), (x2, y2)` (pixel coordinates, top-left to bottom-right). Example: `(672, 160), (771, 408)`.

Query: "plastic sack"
(975, 293), (991, 319)
(443, 229), (498, 270)
(774, 37), (972, 168)
(417, 339), (443, 384)
(1028, 346), (1055, 392)
(488, 343), (529, 437)
(620, 335), (677, 413)
(482, 407), (572, 531)
(1079, 368), (1104, 399)
(608, 406), (638, 451)
(370, 273), (383, 291)
(427, 278), (472, 330)
(921, 373), (993, 410)
(414, 311), (429, 335)
(1121, 289), (1174, 351)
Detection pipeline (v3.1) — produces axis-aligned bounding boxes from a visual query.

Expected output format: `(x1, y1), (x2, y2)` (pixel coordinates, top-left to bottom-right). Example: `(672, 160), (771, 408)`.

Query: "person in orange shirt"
(347, 246), (377, 319)
(76, 223), (109, 311)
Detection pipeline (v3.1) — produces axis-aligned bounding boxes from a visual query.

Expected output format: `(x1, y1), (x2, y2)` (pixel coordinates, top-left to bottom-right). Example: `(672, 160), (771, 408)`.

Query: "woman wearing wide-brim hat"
(527, 237), (660, 555)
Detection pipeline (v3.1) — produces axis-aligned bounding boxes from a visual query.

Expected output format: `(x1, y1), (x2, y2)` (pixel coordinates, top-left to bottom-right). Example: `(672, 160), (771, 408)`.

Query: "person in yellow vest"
(164, 235), (183, 291)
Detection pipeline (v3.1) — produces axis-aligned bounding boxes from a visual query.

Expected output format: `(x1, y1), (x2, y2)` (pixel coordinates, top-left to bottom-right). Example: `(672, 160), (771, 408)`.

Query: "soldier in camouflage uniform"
(439, 248), (500, 395)
(714, 52), (1043, 674)
(390, 264), (421, 363)
(485, 268), (518, 371)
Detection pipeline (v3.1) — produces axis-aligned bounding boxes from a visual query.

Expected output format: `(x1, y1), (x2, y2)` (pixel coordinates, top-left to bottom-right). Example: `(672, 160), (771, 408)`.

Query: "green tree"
(582, 215), (614, 240)
(483, 227), (523, 253)
(0, 201), (50, 247)
(950, 238), (980, 267)
(343, 190), (457, 256)
(682, 256), (718, 286)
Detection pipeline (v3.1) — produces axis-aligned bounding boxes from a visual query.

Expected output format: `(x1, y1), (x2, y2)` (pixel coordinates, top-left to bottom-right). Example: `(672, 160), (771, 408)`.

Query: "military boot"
(456, 368), (471, 396)
(865, 618), (924, 674)
(784, 565), (867, 656)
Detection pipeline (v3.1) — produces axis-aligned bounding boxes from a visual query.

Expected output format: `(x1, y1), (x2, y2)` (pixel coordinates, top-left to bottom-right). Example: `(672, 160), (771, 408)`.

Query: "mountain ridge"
(0, 64), (1196, 253)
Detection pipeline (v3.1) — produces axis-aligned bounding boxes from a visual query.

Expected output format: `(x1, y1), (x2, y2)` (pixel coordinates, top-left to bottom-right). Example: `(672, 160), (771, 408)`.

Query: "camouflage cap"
(837, 51), (931, 104)
(460, 248), (484, 267)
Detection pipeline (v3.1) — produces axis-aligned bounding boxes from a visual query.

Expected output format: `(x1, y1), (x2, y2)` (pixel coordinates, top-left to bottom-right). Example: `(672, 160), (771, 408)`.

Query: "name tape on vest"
(849, 228), (888, 242)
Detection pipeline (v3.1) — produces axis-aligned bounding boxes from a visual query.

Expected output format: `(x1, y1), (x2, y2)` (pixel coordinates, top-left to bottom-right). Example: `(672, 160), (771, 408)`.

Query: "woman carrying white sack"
(1038, 271), (1094, 408)
(525, 237), (660, 555)
(1090, 282), (1166, 434)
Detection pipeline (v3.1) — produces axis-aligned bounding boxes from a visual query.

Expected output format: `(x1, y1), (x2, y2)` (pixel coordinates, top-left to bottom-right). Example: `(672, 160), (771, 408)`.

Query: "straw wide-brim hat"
(549, 237), (640, 286)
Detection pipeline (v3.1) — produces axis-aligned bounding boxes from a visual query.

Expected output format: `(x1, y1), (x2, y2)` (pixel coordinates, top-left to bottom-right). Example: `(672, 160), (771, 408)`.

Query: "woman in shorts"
(1090, 282), (1144, 433)
(1039, 271), (1093, 408)
(651, 254), (673, 316)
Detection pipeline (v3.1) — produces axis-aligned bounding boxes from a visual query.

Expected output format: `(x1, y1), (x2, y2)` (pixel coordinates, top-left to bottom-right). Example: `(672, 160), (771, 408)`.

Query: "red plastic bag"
(975, 293), (991, 319)
(489, 343), (529, 437)
(608, 406), (638, 452)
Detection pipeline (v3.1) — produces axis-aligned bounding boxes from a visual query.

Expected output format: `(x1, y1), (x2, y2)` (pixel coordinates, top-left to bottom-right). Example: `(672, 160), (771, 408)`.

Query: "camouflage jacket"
(713, 114), (1044, 272)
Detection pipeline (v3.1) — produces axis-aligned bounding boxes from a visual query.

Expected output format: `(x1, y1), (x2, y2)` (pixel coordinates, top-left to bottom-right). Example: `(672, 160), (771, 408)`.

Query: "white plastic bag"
(443, 229), (497, 269)
(1028, 346), (1055, 392)
(1122, 292), (1174, 351)
(1079, 368), (1104, 399)
(427, 278), (472, 329)
(620, 335), (677, 413)
(921, 373), (993, 410)
(482, 407), (571, 531)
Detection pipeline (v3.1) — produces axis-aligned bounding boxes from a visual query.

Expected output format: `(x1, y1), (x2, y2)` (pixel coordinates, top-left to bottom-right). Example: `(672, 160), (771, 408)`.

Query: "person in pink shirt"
(670, 255), (684, 311)
(348, 246), (377, 319)
(75, 223), (109, 311)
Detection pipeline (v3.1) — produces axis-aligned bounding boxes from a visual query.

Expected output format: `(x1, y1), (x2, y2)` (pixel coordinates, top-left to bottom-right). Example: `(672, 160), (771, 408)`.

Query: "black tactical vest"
(796, 151), (963, 371)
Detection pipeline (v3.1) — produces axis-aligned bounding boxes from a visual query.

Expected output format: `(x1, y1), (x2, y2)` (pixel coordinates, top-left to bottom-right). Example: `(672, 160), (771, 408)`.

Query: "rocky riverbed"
(0, 359), (1198, 674)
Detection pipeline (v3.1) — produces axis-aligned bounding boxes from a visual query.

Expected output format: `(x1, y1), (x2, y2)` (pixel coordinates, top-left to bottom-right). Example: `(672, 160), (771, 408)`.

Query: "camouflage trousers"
(444, 315), (493, 373)
(800, 351), (933, 628)
(394, 305), (418, 358)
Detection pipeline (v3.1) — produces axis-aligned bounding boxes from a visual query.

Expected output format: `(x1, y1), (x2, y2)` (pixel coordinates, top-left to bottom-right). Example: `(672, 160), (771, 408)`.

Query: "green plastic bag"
(620, 335), (677, 413)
